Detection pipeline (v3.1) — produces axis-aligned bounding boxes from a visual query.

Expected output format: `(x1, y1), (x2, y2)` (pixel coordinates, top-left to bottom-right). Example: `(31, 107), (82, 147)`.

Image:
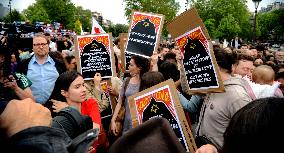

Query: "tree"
(107, 24), (129, 37)
(123, 0), (180, 36)
(215, 14), (241, 39)
(124, 0), (179, 22)
(3, 9), (26, 23)
(74, 6), (92, 32)
(204, 18), (216, 38)
(36, 0), (76, 29)
(23, 0), (93, 31)
(192, 0), (251, 39)
(23, 3), (50, 23)
(74, 20), (82, 35)
(258, 8), (284, 41)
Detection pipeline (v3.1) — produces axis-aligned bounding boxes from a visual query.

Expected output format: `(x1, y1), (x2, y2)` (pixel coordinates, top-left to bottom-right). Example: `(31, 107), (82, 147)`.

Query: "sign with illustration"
(167, 7), (210, 39)
(125, 11), (164, 58)
(176, 27), (222, 91)
(100, 81), (113, 119)
(75, 34), (116, 80)
(167, 7), (224, 94)
(128, 79), (197, 153)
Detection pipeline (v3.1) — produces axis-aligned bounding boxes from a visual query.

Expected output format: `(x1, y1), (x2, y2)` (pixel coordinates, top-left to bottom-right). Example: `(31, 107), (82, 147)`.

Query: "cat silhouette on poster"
(126, 18), (156, 57)
(142, 97), (187, 149)
(81, 39), (112, 79)
(183, 38), (218, 89)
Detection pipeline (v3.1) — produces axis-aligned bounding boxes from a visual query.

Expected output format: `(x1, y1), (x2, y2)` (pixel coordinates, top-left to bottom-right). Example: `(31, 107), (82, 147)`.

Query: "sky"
(0, 0), (281, 24)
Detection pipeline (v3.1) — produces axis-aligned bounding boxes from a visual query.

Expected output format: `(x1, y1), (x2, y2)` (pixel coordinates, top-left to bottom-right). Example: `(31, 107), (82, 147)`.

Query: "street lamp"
(7, 0), (12, 23)
(252, 0), (262, 43)
(185, 0), (189, 11)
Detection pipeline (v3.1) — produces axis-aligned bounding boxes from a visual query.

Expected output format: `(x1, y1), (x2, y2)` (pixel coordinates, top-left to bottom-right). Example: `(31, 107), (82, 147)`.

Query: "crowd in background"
(0, 31), (284, 153)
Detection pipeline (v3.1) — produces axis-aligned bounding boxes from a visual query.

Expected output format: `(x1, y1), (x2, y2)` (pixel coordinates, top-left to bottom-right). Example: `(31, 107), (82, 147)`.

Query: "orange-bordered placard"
(124, 11), (164, 59)
(128, 79), (197, 153)
(167, 7), (224, 94)
(175, 26), (224, 94)
(75, 33), (116, 80)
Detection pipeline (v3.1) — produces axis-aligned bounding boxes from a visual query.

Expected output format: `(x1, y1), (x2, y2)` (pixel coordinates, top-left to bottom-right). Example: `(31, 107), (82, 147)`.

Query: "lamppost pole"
(185, 0), (189, 11)
(252, 0), (262, 44)
(253, 9), (257, 43)
(8, 0), (12, 23)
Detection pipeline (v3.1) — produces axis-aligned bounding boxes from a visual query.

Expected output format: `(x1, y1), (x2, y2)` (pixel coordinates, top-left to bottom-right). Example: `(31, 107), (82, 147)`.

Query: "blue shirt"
(178, 92), (202, 114)
(27, 55), (59, 104)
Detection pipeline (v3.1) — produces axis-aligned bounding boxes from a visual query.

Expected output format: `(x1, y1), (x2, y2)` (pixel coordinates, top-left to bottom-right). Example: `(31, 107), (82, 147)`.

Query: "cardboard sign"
(125, 11), (164, 58)
(167, 8), (224, 94)
(118, 33), (129, 72)
(167, 7), (210, 39)
(100, 81), (113, 119)
(75, 34), (116, 80)
(176, 27), (223, 92)
(128, 79), (197, 153)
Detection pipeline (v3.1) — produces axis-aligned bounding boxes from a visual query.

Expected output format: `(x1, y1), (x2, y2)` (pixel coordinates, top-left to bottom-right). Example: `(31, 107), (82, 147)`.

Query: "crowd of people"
(0, 31), (284, 153)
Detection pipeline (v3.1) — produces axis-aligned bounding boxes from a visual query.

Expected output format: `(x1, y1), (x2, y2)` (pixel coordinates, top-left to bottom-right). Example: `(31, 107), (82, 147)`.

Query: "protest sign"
(118, 33), (129, 72)
(167, 7), (224, 94)
(167, 7), (210, 39)
(125, 11), (164, 58)
(75, 33), (116, 80)
(128, 79), (197, 153)
(100, 81), (113, 119)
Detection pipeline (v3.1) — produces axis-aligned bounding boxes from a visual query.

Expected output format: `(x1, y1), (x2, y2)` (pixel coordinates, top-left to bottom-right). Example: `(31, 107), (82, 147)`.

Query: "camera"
(52, 106), (93, 139)
(0, 103), (93, 139)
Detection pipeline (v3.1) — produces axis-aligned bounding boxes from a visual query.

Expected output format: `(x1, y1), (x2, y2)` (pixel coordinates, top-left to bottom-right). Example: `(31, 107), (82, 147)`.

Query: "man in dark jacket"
(17, 34), (66, 104)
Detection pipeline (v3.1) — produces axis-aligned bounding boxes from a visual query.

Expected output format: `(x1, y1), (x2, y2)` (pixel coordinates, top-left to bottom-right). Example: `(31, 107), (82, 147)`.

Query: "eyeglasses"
(33, 43), (48, 47)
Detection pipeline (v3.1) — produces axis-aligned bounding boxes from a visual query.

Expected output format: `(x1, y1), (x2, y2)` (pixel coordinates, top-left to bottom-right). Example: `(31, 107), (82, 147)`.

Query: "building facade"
(92, 11), (112, 28)
(0, 3), (9, 19)
(259, 1), (284, 13)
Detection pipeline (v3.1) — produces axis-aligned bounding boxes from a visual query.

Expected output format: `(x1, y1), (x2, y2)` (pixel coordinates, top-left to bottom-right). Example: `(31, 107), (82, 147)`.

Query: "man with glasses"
(17, 34), (66, 104)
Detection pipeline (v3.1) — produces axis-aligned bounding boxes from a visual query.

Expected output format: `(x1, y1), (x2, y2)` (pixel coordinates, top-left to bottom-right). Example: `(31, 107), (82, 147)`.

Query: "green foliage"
(74, 20), (82, 35)
(23, 3), (50, 23)
(204, 18), (216, 38)
(215, 14), (241, 39)
(107, 24), (129, 37)
(23, 0), (93, 32)
(123, 0), (180, 37)
(3, 9), (26, 23)
(258, 8), (284, 40)
(124, 0), (180, 22)
(36, 0), (76, 29)
(192, 0), (250, 39)
(74, 6), (92, 32)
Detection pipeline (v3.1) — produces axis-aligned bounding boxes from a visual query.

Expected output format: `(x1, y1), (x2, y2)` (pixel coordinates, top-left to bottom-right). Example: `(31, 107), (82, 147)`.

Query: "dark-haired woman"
(110, 55), (150, 135)
(64, 55), (77, 71)
(45, 71), (102, 153)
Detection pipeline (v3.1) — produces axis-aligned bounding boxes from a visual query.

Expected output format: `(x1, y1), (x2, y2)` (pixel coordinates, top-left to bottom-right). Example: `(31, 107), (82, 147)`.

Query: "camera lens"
(51, 107), (93, 139)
